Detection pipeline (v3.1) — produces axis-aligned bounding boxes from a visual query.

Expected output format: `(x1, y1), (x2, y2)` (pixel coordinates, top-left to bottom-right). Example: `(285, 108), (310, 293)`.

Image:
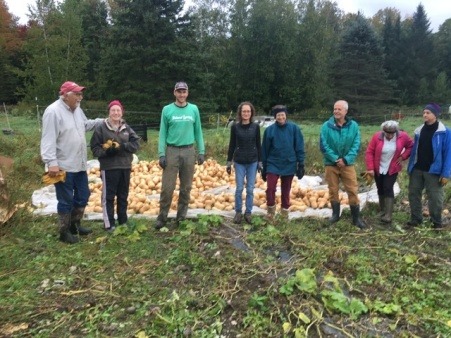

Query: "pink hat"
(59, 81), (85, 95)
(108, 100), (124, 112)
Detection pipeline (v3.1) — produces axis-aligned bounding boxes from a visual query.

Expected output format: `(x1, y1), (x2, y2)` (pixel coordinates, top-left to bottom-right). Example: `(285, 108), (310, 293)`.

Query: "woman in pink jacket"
(365, 121), (413, 223)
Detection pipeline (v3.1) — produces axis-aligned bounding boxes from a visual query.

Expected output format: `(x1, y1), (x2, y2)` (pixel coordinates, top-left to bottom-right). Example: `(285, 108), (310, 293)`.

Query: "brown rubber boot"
(280, 208), (289, 220)
(59, 213), (79, 244)
(266, 205), (276, 220)
(70, 207), (92, 235)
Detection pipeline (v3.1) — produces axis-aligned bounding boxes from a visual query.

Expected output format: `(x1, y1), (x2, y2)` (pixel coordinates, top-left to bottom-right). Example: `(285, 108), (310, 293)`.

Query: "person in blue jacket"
(261, 105), (305, 220)
(406, 103), (451, 229)
(320, 100), (365, 229)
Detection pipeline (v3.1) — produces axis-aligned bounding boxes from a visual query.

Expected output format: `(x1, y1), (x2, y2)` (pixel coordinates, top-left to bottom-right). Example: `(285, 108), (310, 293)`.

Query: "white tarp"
(32, 160), (399, 220)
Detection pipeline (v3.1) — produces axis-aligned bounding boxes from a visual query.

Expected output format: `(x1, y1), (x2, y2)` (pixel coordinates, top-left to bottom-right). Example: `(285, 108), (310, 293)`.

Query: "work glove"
(197, 154), (205, 165)
(261, 169), (267, 182)
(360, 171), (373, 185)
(296, 163), (305, 180)
(102, 139), (120, 150)
(42, 171), (66, 185)
(226, 161), (232, 175)
(105, 146), (119, 156)
(159, 156), (167, 169)
(257, 162), (263, 173)
(439, 177), (448, 186)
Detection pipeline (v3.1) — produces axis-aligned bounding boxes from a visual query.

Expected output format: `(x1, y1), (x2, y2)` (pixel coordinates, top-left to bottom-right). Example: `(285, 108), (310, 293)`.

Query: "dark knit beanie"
(272, 107), (288, 118)
(424, 103), (441, 117)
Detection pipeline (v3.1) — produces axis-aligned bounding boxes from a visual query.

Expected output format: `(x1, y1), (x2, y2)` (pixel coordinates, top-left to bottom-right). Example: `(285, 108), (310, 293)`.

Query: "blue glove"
(198, 154), (205, 165)
(159, 156), (166, 169)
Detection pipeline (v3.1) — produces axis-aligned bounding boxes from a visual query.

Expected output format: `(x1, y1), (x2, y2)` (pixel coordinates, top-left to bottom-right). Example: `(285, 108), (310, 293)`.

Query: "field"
(0, 113), (450, 337)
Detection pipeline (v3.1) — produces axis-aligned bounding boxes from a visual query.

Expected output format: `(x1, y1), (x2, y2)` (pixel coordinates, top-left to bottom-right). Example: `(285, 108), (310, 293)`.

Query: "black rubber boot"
(155, 215), (167, 230)
(350, 205), (366, 229)
(59, 213), (79, 244)
(70, 207), (92, 235)
(329, 201), (340, 224)
(381, 197), (394, 223)
(378, 195), (385, 218)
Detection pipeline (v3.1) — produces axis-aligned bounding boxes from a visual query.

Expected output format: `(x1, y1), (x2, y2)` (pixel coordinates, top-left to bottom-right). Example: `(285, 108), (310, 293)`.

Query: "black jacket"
(227, 122), (261, 164)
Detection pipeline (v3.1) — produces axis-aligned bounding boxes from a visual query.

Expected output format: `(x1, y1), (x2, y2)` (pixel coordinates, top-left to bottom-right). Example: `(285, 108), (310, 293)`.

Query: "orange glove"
(42, 171), (66, 185)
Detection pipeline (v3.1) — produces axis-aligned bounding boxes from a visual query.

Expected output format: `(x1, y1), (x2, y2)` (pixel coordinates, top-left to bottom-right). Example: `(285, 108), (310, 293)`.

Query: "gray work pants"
(408, 169), (443, 225)
(158, 145), (196, 222)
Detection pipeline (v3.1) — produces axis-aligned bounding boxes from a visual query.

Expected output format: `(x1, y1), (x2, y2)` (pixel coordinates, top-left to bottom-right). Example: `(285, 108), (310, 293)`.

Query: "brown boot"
(70, 207), (92, 235)
(280, 208), (289, 220)
(266, 205), (276, 220)
(59, 213), (79, 244)
(233, 212), (242, 224)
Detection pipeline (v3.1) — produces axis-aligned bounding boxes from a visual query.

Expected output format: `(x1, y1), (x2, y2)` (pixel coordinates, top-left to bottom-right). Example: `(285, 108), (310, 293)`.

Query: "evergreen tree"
(434, 19), (451, 89)
(295, 0), (341, 110)
(98, 0), (195, 110)
(398, 4), (435, 104)
(332, 13), (397, 115)
(79, 0), (108, 97)
(228, 0), (298, 112)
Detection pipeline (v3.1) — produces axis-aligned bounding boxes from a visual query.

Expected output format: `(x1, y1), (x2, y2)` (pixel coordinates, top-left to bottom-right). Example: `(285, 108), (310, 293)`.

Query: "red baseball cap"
(59, 81), (85, 95)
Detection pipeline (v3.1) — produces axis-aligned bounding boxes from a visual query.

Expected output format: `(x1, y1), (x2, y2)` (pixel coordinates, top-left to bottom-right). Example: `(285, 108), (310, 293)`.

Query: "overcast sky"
(4, 0), (450, 32)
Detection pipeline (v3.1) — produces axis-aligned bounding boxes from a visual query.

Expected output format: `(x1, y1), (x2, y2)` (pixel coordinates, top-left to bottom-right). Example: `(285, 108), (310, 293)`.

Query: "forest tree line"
(1, 0), (451, 117)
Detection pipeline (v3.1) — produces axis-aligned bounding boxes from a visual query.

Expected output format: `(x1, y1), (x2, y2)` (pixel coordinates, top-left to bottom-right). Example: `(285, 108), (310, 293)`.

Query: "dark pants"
(374, 173), (398, 198)
(101, 169), (131, 228)
(55, 171), (90, 214)
(266, 173), (294, 209)
(408, 169), (443, 225)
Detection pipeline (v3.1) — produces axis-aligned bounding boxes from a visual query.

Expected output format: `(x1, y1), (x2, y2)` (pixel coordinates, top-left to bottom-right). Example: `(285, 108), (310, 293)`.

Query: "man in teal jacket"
(406, 103), (451, 229)
(156, 81), (205, 229)
(320, 100), (365, 228)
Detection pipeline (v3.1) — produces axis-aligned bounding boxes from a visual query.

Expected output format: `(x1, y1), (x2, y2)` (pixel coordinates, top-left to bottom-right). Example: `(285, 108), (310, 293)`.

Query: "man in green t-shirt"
(156, 81), (205, 229)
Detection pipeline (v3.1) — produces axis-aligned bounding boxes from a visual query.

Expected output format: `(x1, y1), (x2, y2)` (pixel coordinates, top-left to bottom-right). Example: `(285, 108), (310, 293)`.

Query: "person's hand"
(396, 156), (403, 165)
(226, 161), (232, 175)
(48, 165), (60, 177)
(197, 154), (205, 165)
(159, 156), (166, 169)
(105, 147), (119, 156)
(296, 163), (305, 180)
(257, 162), (263, 173)
(336, 158), (346, 168)
(367, 170), (374, 176)
(439, 177), (448, 186)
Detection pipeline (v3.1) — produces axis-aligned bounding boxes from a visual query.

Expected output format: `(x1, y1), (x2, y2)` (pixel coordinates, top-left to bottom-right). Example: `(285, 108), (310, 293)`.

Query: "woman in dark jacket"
(226, 102), (262, 224)
(90, 100), (140, 231)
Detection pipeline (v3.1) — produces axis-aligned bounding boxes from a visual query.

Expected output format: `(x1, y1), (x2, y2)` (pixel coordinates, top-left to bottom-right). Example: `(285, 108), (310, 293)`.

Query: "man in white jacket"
(40, 81), (102, 243)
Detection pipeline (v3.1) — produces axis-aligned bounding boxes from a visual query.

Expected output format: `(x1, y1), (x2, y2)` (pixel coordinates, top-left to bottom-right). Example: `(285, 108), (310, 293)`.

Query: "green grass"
(0, 114), (450, 337)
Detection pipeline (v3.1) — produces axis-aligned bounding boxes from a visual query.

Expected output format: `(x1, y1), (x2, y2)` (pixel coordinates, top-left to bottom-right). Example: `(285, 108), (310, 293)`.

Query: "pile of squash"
(84, 159), (348, 215)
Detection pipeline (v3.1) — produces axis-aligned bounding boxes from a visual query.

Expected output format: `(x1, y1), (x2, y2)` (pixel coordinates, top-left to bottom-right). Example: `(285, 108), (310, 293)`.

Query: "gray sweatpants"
(408, 169), (444, 225)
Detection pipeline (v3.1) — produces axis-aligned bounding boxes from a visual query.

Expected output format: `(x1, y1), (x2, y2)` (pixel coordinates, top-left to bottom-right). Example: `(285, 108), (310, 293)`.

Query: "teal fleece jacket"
(320, 116), (361, 165)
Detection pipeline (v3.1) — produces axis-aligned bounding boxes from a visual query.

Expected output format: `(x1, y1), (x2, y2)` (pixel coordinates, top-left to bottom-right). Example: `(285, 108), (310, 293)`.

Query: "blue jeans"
(54, 171), (90, 214)
(234, 162), (258, 214)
